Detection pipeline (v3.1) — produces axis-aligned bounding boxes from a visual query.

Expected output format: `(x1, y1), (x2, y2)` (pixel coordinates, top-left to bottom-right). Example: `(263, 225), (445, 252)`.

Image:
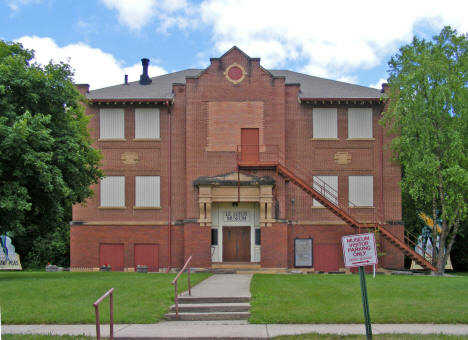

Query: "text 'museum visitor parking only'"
(341, 232), (377, 340)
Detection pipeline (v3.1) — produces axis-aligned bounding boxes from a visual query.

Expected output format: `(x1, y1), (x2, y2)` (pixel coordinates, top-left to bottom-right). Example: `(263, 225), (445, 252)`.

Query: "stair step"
(170, 303), (250, 313)
(164, 312), (250, 321)
(178, 296), (250, 304)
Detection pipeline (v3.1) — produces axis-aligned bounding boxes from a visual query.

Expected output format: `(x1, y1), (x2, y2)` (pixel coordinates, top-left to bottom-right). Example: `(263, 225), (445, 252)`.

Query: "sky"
(1, 0), (467, 90)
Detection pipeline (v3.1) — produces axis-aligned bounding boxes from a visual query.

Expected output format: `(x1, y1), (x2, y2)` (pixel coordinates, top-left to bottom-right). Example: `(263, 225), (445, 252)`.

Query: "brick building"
(71, 47), (420, 272)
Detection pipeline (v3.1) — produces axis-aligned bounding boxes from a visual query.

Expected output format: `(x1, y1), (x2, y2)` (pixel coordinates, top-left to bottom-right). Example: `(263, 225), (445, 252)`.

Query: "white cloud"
(16, 36), (167, 90)
(369, 78), (388, 90)
(199, 0), (468, 81)
(101, 0), (193, 31)
(7, 0), (41, 11)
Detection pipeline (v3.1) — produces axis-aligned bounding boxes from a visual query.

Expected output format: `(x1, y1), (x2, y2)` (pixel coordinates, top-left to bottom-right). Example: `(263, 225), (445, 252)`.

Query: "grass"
(250, 274), (468, 324)
(272, 334), (468, 340)
(3, 336), (93, 340)
(0, 271), (210, 324)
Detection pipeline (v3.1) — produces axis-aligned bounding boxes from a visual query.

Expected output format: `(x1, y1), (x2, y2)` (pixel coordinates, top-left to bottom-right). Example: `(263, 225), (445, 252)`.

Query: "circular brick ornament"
(224, 63), (246, 84)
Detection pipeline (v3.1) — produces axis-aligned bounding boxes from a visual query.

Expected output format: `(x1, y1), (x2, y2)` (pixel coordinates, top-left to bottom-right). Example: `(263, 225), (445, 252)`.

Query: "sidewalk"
(4, 322), (468, 338)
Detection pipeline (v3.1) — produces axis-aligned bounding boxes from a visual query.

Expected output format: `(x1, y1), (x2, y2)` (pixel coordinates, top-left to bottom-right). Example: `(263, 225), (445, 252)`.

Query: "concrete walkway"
(4, 323), (468, 338)
(180, 273), (252, 298)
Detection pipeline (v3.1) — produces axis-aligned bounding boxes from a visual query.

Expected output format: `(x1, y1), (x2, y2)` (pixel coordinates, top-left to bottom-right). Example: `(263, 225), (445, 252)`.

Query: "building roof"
(87, 68), (382, 101)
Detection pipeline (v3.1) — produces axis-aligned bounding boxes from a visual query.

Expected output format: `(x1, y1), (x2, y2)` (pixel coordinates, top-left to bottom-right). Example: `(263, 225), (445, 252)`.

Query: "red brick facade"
(71, 47), (404, 272)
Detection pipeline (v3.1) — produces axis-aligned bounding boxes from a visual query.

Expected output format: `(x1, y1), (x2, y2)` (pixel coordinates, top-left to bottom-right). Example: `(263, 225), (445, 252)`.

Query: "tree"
(381, 26), (468, 275)
(0, 40), (102, 266)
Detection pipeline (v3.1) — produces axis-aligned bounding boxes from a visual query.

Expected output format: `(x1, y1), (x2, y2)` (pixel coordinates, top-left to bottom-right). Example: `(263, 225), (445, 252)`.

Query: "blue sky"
(1, 0), (467, 90)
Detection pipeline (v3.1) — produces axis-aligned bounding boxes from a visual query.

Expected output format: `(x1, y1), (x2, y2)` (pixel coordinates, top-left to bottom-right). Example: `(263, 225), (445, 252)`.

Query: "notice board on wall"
(294, 238), (313, 267)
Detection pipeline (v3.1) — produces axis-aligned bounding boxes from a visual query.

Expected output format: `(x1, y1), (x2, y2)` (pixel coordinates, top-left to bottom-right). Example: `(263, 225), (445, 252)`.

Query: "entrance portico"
(193, 172), (275, 264)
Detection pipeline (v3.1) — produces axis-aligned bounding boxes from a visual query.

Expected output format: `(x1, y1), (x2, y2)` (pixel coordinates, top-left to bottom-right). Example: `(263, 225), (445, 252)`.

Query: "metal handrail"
(404, 230), (433, 261)
(171, 255), (192, 319)
(236, 144), (373, 223)
(93, 288), (114, 340)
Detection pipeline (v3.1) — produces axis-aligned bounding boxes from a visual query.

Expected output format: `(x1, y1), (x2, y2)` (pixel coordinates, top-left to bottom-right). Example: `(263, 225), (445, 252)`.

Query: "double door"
(223, 227), (250, 262)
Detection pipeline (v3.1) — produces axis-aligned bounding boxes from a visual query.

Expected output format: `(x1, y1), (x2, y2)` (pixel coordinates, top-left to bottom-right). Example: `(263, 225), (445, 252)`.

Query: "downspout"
(167, 100), (172, 272)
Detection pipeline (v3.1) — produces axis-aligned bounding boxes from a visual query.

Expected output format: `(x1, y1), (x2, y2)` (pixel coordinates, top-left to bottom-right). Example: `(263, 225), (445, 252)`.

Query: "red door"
(99, 244), (124, 271)
(241, 128), (259, 162)
(134, 244), (159, 272)
(314, 244), (339, 272)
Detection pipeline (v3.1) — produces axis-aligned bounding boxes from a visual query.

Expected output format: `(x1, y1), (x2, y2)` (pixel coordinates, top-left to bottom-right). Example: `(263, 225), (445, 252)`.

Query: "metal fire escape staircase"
(237, 145), (436, 272)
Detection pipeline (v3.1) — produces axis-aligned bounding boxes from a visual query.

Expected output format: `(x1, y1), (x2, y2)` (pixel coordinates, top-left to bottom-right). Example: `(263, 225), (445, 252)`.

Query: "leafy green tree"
(0, 40), (102, 267)
(381, 26), (468, 275)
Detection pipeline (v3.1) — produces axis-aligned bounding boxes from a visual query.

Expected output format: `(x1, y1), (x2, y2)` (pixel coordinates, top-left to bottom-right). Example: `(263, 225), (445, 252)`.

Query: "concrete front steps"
(210, 262), (287, 274)
(165, 296), (250, 321)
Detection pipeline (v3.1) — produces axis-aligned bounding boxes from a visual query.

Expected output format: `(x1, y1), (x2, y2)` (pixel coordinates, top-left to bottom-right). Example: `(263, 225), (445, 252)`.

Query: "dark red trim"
(89, 98), (172, 103)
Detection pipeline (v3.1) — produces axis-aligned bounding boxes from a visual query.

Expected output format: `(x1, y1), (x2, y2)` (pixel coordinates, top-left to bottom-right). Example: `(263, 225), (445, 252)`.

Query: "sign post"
(341, 232), (378, 340)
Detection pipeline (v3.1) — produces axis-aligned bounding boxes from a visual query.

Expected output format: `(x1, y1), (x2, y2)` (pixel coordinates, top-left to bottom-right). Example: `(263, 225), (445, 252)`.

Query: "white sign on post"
(341, 233), (378, 268)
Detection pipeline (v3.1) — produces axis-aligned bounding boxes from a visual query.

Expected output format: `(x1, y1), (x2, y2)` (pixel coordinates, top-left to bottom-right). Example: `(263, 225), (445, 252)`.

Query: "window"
(135, 176), (160, 207)
(100, 108), (124, 139)
(255, 229), (261, 246)
(349, 176), (373, 207)
(313, 108), (337, 138)
(100, 176), (125, 207)
(348, 108), (372, 138)
(211, 229), (218, 246)
(135, 108), (160, 139)
(313, 176), (338, 207)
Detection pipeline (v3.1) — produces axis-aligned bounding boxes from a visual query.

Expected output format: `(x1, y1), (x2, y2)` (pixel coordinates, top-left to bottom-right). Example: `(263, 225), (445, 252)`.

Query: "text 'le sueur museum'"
(71, 46), (419, 273)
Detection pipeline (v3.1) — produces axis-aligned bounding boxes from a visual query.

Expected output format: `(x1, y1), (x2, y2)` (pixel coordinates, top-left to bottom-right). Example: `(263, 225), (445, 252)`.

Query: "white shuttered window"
(313, 175), (338, 207)
(100, 176), (125, 207)
(348, 108), (372, 138)
(100, 108), (124, 139)
(135, 108), (160, 139)
(136, 176), (160, 207)
(349, 176), (373, 207)
(313, 108), (337, 138)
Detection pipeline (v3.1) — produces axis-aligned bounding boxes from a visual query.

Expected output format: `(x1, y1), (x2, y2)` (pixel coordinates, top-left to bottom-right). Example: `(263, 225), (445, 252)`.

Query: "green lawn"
(250, 274), (468, 324)
(0, 271), (210, 324)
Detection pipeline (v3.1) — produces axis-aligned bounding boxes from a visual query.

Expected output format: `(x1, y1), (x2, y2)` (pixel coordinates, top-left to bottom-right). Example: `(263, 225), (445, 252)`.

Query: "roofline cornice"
(299, 97), (383, 105)
(89, 98), (173, 105)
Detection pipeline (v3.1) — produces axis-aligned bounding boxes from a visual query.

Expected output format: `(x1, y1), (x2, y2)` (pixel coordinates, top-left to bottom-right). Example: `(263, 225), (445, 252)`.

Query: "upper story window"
(313, 175), (338, 207)
(348, 108), (373, 139)
(135, 108), (160, 139)
(313, 108), (337, 139)
(349, 176), (373, 207)
(135, 176), (160, 208)
(100, 108), (124, 140)
(100, 176), (125, 207)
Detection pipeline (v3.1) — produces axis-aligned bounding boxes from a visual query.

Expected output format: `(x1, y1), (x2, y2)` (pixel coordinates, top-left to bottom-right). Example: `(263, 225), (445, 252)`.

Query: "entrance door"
(241, 128), (259, 162)
(99, 244), (124, 271)
(134, 244), (159, 272)
(223, 227), (251, 262)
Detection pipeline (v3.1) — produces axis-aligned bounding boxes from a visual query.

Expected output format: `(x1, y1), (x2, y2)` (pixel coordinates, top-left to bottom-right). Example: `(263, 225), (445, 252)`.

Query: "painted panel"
(135, 108), (160, 139)
(349, 176), (373, 206)
(348, 108), (372, 138)
(100, 108), (124, 139)
(313, 175), (338, 206)
(134, 244), (159, 272)
(100, 176), (125, 207)
(313, 108), (337, 138)
(99, 243), (124, 271)
(135, 176), (160, 207)
(314, 244), (339, 272)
